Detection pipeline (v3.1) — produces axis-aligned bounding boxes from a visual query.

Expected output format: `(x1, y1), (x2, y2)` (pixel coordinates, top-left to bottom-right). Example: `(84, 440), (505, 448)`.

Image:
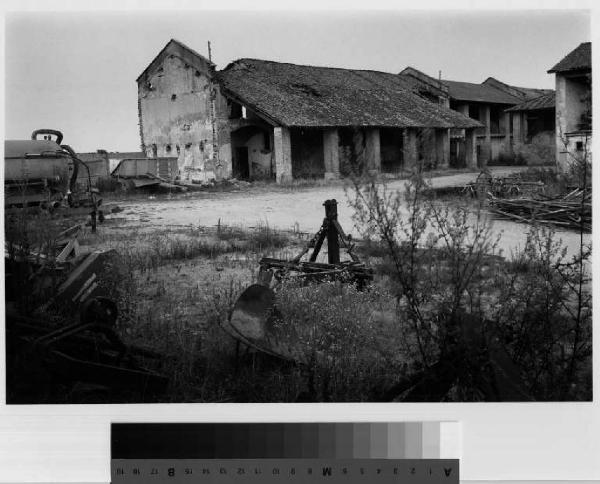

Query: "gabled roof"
(442, 80), (522, 104)
(505, 92), (555, 112)
(399, 66), (530, 105)
(136, 38), (215, 83)
(482, 77), (553, 101)
(217, 59), (482, 129)
(398, 66), (449, 97)
(548, 42), (591, 73)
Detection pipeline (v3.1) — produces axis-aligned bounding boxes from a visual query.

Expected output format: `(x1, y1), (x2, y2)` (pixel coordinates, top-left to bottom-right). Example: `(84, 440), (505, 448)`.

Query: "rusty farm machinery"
(4, 131), (169, 401)
(4, 129), (107, 232)
(5, 243), (169, 403)
(222, 199), (373, 362)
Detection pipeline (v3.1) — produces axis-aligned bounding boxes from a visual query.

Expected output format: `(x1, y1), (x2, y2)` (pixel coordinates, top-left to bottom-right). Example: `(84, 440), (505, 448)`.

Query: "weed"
(347, 170), (591, 401)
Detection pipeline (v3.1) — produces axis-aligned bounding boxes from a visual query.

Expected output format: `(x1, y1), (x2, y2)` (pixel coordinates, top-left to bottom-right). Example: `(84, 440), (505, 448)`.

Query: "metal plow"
(223, 199), (373, 362)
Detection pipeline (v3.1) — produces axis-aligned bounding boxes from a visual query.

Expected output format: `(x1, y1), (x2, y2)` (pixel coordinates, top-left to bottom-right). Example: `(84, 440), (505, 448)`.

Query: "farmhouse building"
(548, 42), (592, 170)
(137, 39), (482, 183)
(399, 67), (554, 166)
(505, 92), (556, 166)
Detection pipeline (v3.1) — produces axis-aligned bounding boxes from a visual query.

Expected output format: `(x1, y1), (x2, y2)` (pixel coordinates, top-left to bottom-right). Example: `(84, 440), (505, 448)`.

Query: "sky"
(3, 8), (591, 152)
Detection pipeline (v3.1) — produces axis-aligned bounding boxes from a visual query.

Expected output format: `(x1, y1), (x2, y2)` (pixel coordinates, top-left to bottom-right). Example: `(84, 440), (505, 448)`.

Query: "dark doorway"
(290, 128), (325, 178)
(380, 128), (403, 173)
(450, 137), (465, 168)
(234, 147), (249, 180)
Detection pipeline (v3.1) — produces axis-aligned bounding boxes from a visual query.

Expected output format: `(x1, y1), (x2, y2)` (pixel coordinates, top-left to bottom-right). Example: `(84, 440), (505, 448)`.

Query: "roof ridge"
(224, 57), (400, 76)
(443, 79), (486, 87)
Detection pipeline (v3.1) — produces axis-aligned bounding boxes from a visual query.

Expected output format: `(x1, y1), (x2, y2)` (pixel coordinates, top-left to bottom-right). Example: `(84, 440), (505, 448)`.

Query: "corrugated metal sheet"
(111, 157), (179, 181)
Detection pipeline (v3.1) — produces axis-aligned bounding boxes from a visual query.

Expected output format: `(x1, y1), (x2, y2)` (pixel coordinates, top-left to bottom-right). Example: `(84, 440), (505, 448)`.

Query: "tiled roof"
(442, 80), (522, 104)
(548, 42), (591, 73)
(401, 68), (550, 105)
(217, 59), (482, 129)
(509, 86), (554, 101)
(505, 92), (555, 112)
(482, 77), (553, 102)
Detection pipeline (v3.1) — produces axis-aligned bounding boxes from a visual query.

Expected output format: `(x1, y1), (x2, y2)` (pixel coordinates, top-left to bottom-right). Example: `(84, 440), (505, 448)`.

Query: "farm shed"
(399, 67), (554, 166)
(137, 39), (482, 183)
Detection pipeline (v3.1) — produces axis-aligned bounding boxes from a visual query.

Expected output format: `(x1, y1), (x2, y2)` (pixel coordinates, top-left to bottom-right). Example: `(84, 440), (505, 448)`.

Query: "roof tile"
(505, 92), (555, 112)
(218, 59), (482, 129)
(548, 42), (591, 73)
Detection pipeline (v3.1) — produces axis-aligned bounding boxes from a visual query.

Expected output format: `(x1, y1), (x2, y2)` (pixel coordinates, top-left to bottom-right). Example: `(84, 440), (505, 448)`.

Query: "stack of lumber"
(488, 188), (591, 232)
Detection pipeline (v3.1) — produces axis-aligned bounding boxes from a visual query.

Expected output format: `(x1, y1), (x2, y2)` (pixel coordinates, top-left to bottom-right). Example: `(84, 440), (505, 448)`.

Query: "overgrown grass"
(5, 175), (592, 403)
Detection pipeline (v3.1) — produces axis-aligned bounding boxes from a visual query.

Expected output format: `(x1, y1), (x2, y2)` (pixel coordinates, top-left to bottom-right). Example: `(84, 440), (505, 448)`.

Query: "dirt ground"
(112, 167), (526, 232)
(105, 166), (588, 260)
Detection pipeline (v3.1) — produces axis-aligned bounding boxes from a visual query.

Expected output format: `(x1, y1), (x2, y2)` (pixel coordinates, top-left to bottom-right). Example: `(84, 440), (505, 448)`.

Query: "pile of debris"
(5, 223), (168, 403)
(488, 188), (591, 232)
(465, 171), (545, 198)
(111, 157), (187, 192)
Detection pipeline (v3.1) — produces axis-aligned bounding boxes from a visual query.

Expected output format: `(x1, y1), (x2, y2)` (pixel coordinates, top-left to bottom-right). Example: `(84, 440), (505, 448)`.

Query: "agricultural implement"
(222, 199), (373, 361)
(4, 129), (104, 231)
(5, 239), (168, 403)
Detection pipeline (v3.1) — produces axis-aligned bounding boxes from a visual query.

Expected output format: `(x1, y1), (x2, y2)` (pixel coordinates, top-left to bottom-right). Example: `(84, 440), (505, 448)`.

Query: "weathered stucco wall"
(555, 73), (592, 170)
(138, 53), (232, 182)
(556, 75), (589, 135)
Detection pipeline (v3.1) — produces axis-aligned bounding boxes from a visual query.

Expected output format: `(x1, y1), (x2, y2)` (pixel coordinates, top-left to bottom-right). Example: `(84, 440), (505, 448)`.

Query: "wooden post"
(324, 199), (340, 264)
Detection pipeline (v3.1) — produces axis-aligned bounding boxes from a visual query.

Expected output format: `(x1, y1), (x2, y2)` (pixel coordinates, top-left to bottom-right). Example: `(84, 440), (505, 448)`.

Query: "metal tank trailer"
(4, 129), (103, 229)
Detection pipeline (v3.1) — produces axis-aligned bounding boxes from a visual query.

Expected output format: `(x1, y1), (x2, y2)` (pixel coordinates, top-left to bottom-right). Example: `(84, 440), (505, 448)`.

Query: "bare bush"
(346, 169), (591, 401)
